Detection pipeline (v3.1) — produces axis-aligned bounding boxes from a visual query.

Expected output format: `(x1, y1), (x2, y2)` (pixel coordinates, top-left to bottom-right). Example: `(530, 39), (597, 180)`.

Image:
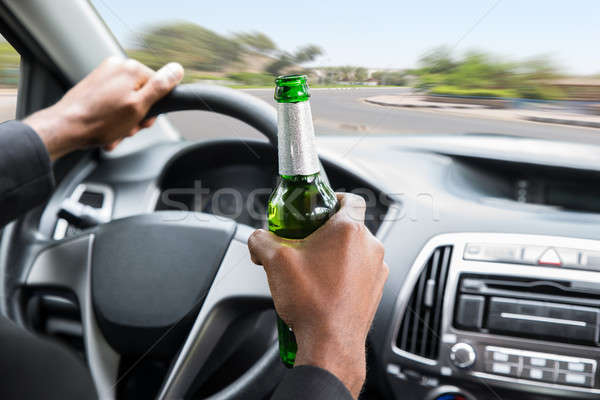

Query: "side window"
(0, 36), (19, 123)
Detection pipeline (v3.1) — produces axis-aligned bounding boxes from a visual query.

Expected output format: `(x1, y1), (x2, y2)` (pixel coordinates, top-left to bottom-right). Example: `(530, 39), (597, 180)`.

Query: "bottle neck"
(280, 173), (319, 183)
(277, 100), (320, 177)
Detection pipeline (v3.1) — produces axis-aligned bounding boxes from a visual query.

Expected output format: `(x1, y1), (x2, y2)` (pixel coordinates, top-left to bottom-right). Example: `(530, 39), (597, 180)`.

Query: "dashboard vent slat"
(79, 190), (104, 209)
(396, 245), (453, 360)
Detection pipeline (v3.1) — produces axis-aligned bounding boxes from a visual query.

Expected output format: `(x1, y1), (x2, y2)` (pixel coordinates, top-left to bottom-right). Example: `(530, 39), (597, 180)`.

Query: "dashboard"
(154, 140), (391, 234)
(36, 133), (600, 399)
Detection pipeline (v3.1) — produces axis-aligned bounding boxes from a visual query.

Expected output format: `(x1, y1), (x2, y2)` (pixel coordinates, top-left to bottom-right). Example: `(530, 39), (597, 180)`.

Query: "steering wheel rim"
(147, 84), (278, 148)
(2, 84), (314, 399)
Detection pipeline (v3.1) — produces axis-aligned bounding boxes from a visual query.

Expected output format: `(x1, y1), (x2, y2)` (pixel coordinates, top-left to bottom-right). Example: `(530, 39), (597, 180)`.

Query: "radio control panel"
(483, 346), (596, 388)
(389, 233), (600, 399)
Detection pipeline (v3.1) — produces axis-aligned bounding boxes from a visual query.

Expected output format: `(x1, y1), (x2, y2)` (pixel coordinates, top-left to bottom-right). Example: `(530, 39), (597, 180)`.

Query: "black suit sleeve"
(0, 121), (97, 399)
(271, 365), (354, 400)
(0, 316), (97, 400)
(0, 120), (55, 227)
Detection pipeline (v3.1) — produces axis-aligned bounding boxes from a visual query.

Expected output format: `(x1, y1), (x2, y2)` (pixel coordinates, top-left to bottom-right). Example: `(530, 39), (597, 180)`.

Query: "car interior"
(2, 1), (600, 399)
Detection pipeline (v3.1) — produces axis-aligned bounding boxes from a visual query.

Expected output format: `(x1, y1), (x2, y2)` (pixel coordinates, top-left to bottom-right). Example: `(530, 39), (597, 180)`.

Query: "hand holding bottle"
(248, 193), (389, 398)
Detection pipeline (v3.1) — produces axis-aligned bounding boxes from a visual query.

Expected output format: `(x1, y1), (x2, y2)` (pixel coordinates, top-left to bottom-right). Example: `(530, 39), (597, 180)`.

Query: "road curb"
(523, 116), (600, 129)
(364, 98), (442, 109)
(365, 97), (600, 129)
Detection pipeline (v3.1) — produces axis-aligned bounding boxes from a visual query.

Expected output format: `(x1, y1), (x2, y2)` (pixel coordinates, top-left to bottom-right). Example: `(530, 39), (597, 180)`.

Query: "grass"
(429, 85), (518, 98)
(429, 84), (566, 100)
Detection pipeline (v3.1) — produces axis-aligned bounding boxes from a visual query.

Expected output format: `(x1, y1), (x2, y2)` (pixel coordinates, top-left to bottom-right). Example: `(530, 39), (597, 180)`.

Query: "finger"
(335, 192), (366, 223)
(138, 62), (184, 108)
(123, 58), (155, 88)
(127, 126), (141, 137)
(103, 139), (123, 151)
(247, 229), (285, 266)
(139, 116), (157, 129)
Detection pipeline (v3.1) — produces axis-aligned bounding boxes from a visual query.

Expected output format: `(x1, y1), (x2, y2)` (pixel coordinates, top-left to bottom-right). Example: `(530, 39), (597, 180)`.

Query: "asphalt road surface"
(2, 88), (599, 145)
(166, 87), (600, 145)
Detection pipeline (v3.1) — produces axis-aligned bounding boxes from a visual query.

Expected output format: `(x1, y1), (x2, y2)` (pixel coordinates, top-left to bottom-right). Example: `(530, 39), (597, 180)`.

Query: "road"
(2, 88), (599, 145)
(166, 87), (600, 145)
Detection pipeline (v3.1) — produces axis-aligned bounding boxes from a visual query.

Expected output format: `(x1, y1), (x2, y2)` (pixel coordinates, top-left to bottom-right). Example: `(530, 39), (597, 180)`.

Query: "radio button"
(557, 372), (593, 387)
(538, 248), (561, 266)
(522, 367), (555, 382)
(524, 356), (555, 369)
(456, 295), (484, 329)
(487, 350), (519, 364)
(556, 248), (581, 268)
(582, 251), (600, 271)
(558, 360), (594, 374)
(487, 362), (518, 376)
(521, 246), (545, 264)
(464, 244), (521, 263)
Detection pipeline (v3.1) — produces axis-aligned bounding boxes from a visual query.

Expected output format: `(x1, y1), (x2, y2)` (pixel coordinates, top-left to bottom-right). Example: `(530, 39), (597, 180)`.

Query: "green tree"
(338, 66), (354, 81)
(266, 53), (296, 75)
(293, 45), (323, 63)
(234, 31), (277, 55)
(419, 46), (455, 74)
(132, 22), (242, 71)
(266, 45), (324, 75)
(372, 71), (406, 86)
(414, 46), (565, 99)
(519, 55), (561, 80)
(355, 67), (368, 82)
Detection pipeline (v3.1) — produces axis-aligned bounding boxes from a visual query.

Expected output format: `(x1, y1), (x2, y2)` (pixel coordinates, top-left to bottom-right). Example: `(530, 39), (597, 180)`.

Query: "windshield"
(90, 1), (599, 144)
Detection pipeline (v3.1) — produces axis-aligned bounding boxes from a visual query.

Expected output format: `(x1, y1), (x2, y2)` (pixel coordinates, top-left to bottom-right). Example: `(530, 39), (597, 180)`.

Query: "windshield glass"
(91, 0), (600, 143)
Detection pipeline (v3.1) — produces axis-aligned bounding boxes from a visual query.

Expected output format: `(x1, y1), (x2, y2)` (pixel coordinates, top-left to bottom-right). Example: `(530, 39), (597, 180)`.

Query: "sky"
(91, 0), (600, 75)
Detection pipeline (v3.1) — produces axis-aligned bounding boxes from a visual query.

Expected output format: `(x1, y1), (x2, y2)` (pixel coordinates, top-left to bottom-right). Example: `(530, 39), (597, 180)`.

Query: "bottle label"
(277, 101), (320, 176)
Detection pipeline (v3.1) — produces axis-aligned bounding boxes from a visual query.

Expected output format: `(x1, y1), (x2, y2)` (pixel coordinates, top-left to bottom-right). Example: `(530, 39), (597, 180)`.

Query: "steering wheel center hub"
(91, 211), (236, 355)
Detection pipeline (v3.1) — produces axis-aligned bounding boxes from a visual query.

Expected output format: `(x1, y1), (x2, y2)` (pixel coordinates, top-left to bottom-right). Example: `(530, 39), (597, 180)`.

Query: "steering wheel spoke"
(26, 234), (120, 400)
(157, 224), (274, 399)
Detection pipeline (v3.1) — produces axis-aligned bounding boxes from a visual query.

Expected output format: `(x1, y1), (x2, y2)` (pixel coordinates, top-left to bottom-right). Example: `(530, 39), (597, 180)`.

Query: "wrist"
(23, 104), (85, 161)
(295, 332), (366, 398)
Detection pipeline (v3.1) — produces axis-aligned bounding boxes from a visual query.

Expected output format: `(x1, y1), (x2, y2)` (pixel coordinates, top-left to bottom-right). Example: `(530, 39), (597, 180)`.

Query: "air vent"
(79, 190), (104, 209)
(53, 183), (113, 240)
(396, 245), (453, 360)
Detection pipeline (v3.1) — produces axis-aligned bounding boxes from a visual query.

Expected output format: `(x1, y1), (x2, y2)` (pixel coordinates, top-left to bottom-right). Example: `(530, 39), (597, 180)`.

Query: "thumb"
(139, 62), (184, 108)
(247, 229), (284, 266)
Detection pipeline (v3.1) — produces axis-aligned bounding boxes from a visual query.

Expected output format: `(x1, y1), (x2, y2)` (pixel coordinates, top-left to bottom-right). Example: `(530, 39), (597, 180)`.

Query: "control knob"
(450, 343), (476, 369)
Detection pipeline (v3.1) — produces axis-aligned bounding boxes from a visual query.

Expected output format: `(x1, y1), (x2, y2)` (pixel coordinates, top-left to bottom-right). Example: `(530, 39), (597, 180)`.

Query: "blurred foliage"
(266, 45), (323, 75)
(234, 31), (276, 54)
(419, 46), (456, 74)
(0, 40), (20, 87)
(226, 72), (275, 86)
(131, 22), (242, 71)
(128, 22), (323, 80)
(355, 67), (368, 82)
(318, 66), (394, 84)
(415, 46), (566, 99)
(371, 71), (406, 86)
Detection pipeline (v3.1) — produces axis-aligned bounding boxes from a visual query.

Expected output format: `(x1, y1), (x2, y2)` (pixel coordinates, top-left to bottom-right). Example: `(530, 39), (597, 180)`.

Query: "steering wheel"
(1, 84), (316, 399)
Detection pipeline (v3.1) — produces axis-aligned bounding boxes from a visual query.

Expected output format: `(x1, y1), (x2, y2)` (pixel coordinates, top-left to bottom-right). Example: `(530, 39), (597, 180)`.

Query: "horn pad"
(91, 212), (236, 356)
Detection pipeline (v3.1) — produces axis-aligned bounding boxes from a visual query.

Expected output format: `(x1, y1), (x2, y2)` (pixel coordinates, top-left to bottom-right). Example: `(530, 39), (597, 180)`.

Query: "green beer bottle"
(268, 75), (339, 367)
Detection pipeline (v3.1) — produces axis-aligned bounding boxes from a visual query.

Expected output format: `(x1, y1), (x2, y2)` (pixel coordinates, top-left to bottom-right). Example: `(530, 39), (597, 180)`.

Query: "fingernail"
(159, 62), (184, 83)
